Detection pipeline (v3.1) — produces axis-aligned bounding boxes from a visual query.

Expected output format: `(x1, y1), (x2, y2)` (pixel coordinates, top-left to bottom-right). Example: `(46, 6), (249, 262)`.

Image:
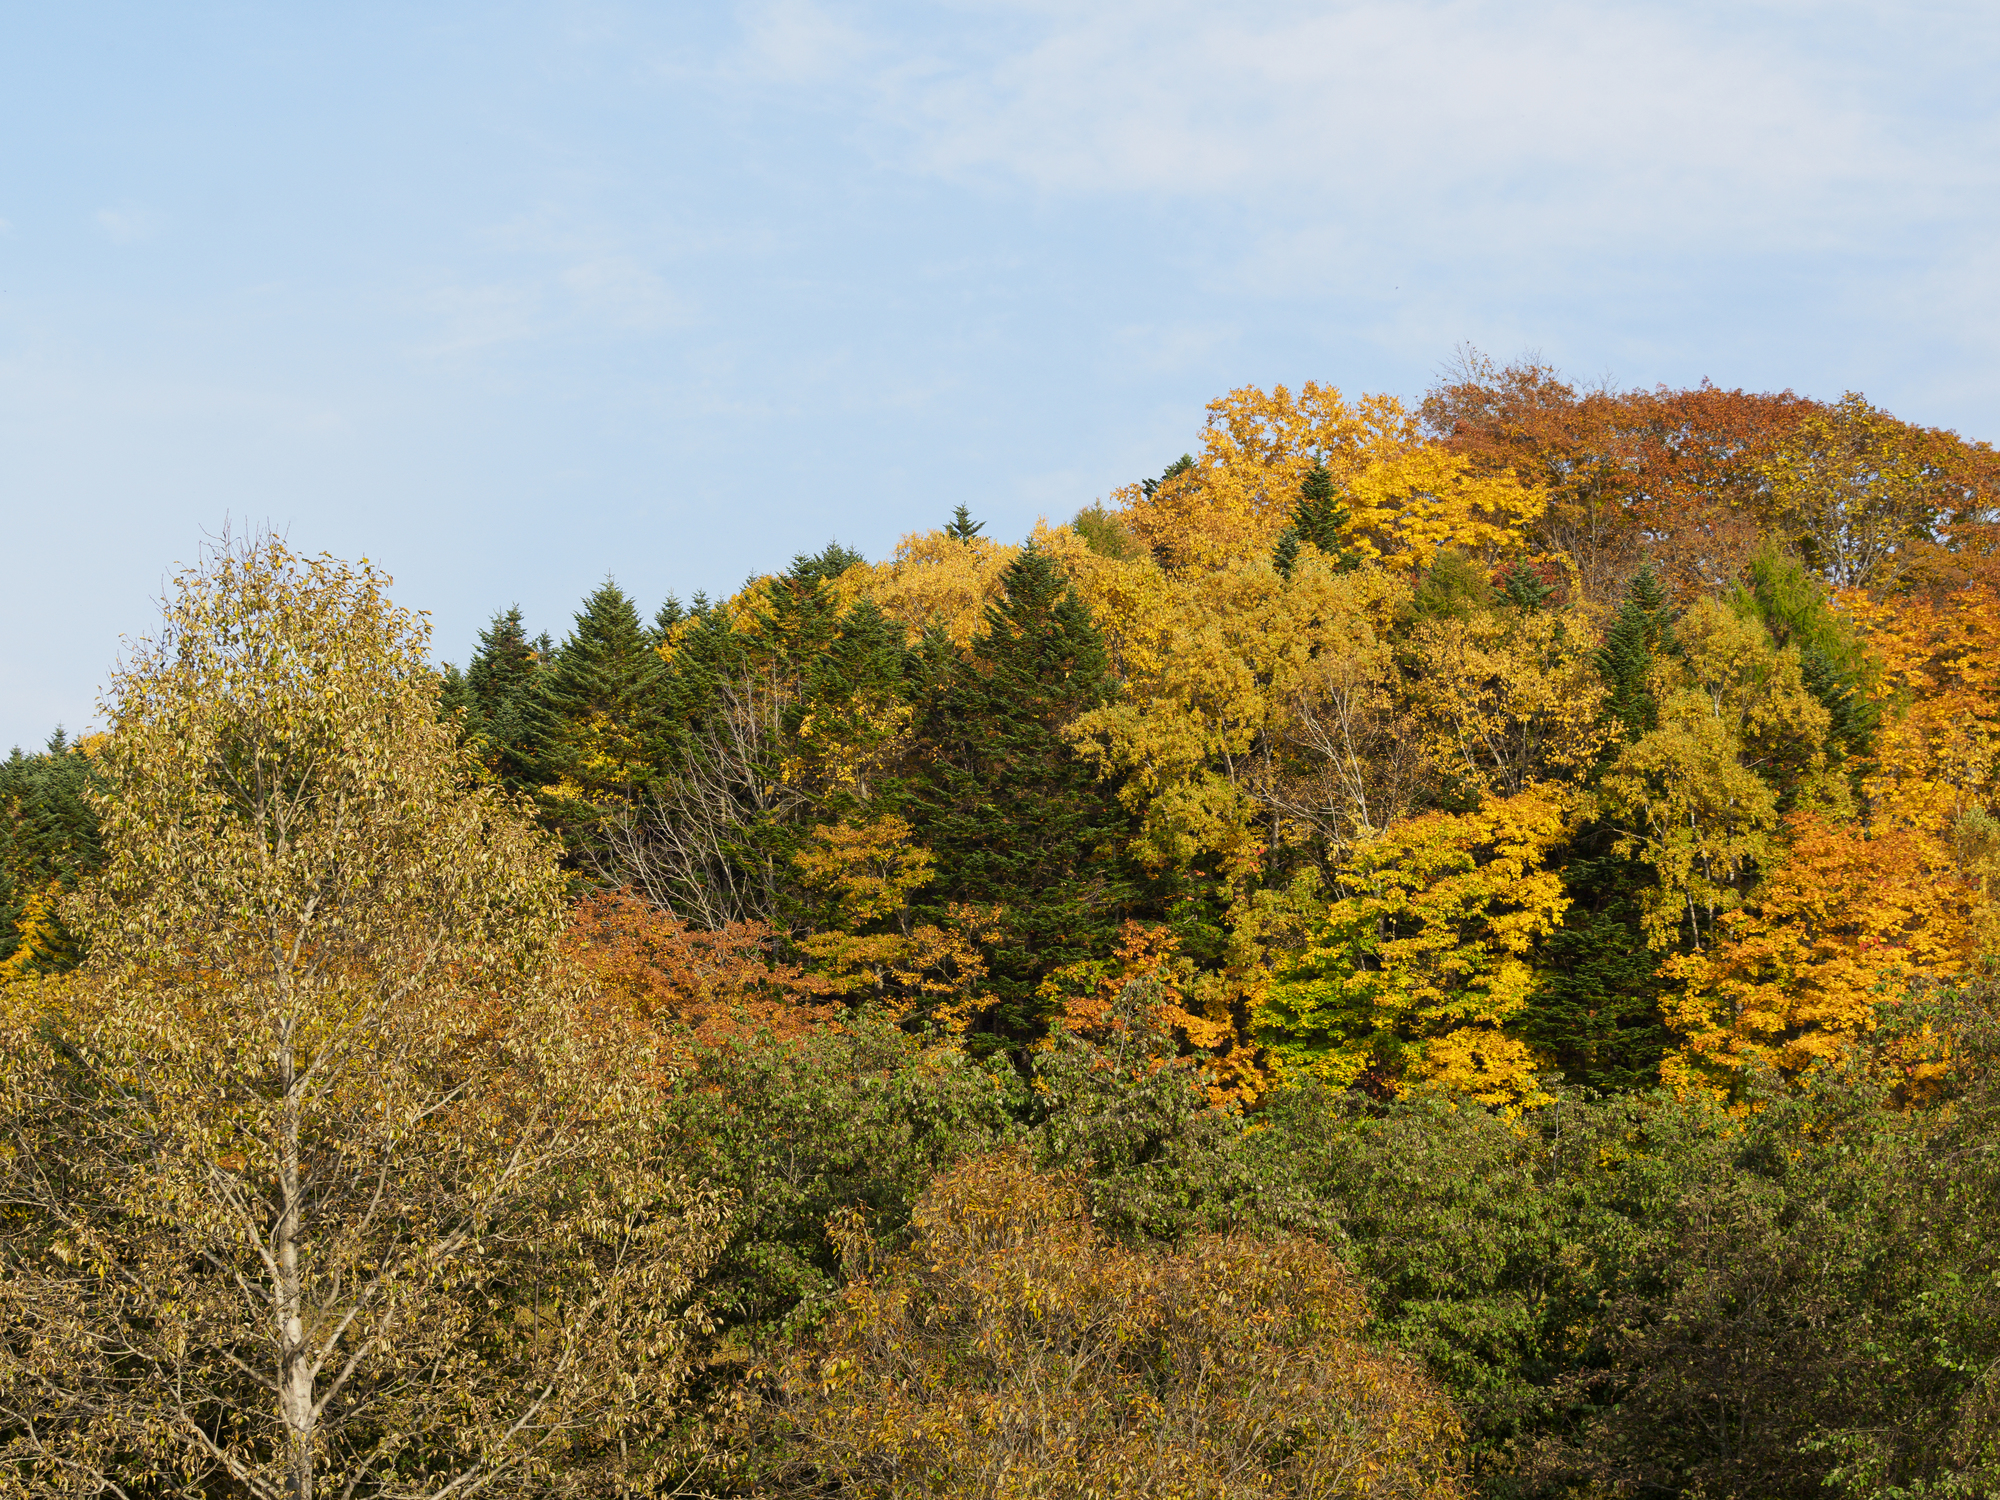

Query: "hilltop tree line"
(3, 353), (2000, 1498)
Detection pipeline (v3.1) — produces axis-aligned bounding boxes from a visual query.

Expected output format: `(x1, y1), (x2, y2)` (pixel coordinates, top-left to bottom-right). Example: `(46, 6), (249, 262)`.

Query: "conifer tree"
(909, 548), (1153, 1042)
(1274, 462), (1358, 578)
(452, 605), (550, 792)
(0, 731), (102, 973)
(944, 506), (985, 543)
(536, 580), (669, 863)
(1595, 564), (1674, 742)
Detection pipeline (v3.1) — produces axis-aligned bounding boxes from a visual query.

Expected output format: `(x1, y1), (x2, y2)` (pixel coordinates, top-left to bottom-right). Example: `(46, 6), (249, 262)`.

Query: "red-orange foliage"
(567, 890), (841, 1059)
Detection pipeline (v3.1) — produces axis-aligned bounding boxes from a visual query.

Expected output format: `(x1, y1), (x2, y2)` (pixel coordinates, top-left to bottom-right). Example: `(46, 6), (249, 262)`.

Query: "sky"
(4, 0), (1997, 750)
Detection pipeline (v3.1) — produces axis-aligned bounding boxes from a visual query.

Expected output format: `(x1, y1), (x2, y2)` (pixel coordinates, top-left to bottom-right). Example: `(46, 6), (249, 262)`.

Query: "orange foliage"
(1034, 921), (1250, 1100)
(566, 890), (841, 1060)
(1847, 581), (2000, 840)
(1663, 813), (1977, 1089)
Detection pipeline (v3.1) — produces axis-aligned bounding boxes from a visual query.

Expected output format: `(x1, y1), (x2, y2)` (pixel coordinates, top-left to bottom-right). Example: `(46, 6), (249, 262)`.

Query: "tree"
(1257, 787), (1574, 1107)
(910, 548), (1155, 1041)
(0, 539), (727, 1499)
(448, 605), (550, 793)
(0, 731), (102, 976)
(537, 579), (668, 828)
(768, 1150), (1466, 1499)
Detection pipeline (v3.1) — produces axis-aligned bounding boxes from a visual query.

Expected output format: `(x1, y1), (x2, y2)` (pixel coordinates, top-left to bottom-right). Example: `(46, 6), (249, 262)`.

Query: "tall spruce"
(1274, 462), (1358, 579)
(0, 730), (102, 973)
(909, 547), (1152, 1043)
(451, 606), (551, 793)
(537, 580), (669, 859)
(1595, 564), (1675, 742)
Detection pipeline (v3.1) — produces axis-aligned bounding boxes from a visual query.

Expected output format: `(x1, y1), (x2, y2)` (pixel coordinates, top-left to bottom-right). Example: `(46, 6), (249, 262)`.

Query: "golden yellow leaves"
(792, 815), (995, 1031)
(836, 528), (1020, 645)
(1106, 381), (1544, 577)
(774, 1150), (1467, 1499)
(1257, 787), (1576, 1109)
(1598, 598), (1843, 950)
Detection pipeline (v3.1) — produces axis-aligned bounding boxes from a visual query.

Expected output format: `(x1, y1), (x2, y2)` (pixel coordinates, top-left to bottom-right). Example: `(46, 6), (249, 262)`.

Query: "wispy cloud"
(721, 0), (2000, 274)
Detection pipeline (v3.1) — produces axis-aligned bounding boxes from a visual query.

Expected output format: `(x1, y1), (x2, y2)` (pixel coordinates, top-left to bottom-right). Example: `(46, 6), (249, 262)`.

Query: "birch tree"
(0, 538), (727, 1499)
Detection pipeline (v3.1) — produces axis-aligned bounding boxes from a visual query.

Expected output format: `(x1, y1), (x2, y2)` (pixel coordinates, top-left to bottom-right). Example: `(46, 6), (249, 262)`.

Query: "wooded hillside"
(4, 354), (1998, 1499)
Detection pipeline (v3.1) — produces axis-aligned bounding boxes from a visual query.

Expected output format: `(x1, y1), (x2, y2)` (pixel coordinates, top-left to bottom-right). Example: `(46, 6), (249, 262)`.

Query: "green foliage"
(1732, 545), (1882, 766)
(1594, 563), (1674, 742)
(1275, 460), (1362, 579)
(1516, 841), (1676, 1093)
(1411, 548), (1496, 622)
(447, 605), (552, 792)
(1071, 501), (1144, 560)
(0, 731), (101, 972)
(656, 1013), (1022, 1339)
(942, 504), (985, 542)
(909, 547), (1160, 1040)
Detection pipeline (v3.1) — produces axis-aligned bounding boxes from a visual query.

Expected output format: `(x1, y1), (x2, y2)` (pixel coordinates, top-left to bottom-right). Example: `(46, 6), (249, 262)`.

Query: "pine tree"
(944, 506), (985, 543)
(909, 548), (1155, 1043)
(1594, 564), (1674, 742)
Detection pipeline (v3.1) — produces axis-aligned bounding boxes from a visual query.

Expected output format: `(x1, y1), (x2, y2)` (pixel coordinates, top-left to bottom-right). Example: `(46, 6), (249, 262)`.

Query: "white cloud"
(722, 1), (2000, 266)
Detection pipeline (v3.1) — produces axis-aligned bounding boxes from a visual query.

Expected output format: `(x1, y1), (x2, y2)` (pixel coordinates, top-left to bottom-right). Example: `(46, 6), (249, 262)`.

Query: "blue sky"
(4, 1), (1997, 750)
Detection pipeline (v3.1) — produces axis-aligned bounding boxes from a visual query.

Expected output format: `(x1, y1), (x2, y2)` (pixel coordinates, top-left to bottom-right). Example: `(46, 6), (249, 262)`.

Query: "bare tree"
(0, 539), (727, 1499)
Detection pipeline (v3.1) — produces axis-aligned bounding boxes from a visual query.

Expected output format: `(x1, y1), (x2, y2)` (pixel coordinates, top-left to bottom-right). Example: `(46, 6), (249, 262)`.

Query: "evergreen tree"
(1274, 463), (1360, 579)
(0, 729), (102, 972)
(1518, 841), (1676, 1091)
(1595, 564), (1674, 742)
(944, 506), (985, 543)
(909, 548), (1155, 1043)
(452, 606), (550, 793)
(1733, 548), (1881, 766)
(536, 580), (669, 859)
(1140, 454), (1195, 500)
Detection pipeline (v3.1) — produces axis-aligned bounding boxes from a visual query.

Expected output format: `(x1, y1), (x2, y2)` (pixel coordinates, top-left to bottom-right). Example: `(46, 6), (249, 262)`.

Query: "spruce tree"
(944, 506), (985, 543)
(536, 580), (669, 856)
(454, 606), (549, 792)
(909, 548), (1154, 1043)
(0, 730), (102, 972)
(1274, 462), (1358, 578)
(1595, 564), (1674, 742)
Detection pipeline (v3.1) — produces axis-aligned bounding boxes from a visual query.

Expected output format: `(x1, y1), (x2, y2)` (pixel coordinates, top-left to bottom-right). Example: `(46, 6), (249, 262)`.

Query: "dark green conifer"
(1595, 564), (1674, 742)
(0, 729), (103, 972)
(944, 506), (985, 543)
(1274, 463), (1358, 578)
(451, 606), (550, 792)
(909, 547), (1155, 1044)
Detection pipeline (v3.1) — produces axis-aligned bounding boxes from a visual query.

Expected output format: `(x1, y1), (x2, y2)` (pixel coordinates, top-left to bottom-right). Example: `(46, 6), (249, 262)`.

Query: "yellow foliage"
(0, 881), (62, 987)
(1846, 582), (2000, 842)
(1598, 597), (1844, 949)
(1068, 551), (1411, 880)
(837, 527), (1022, 645)
(1115, 381), (1419, 571)
(1256, 787), (1575, 1108)
(1404, 604), (1615, 798)
(771, 1150), (1468, 1499)
(1343, 447), (1547, 574)
(793, 815), (996, 1030)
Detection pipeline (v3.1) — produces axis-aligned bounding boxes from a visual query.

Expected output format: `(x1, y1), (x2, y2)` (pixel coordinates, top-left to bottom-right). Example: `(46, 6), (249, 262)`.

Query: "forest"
(3, 353), (1999, 1499)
